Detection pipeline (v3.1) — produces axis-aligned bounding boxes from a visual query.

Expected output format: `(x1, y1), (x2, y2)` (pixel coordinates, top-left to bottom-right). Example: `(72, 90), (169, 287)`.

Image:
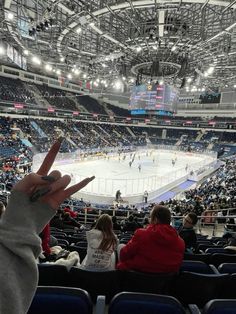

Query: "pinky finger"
(63, 176), (95, 198)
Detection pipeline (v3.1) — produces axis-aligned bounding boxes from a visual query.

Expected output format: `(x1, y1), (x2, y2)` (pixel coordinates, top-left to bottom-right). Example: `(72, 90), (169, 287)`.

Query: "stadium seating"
(28, 286), (93, 314)
(201, 299), (236, 314)
(218, 263), (236, 274)
(38, 264), (69, 286)
(108, 292), (186, 314)
(180, 260), (217, 274)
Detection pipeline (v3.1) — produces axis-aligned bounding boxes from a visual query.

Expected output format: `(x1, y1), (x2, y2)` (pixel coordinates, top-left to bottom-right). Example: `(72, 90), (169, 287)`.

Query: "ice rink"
(52, 149), (215, 197)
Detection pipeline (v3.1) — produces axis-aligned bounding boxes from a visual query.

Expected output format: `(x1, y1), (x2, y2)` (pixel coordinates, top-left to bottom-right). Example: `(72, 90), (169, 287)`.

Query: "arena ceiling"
(1, 0), (236, 90)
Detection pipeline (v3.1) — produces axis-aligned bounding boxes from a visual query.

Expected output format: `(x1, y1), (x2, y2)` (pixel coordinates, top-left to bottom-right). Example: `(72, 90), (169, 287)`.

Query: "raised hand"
(13, 138), (95, 209)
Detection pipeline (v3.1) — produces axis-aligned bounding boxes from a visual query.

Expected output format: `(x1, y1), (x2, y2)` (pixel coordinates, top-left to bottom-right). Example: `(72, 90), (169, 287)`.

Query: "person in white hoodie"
(0, 138), (95, 314)
(80, 214), (118, 271)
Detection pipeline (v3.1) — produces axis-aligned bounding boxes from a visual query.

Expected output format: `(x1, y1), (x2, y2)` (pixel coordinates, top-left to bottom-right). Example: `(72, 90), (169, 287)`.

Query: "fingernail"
(30, 187), (51, 202)
(41, 176), (56, 182)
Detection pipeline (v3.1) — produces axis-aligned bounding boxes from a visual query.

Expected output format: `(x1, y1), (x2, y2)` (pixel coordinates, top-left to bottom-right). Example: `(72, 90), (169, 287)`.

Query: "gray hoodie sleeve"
(0, 190), (56, 314)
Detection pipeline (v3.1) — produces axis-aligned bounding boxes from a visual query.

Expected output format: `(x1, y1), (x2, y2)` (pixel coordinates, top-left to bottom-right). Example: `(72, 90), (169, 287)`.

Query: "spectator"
(112, 215), (122, 231)
(80, 214), (118, 271)
(117, 205), (185, 273)
(0, 139), (94, 314)
(123, 214), (139, 232)
(143, 190), (148, 203)
(178, 212), (198, 252)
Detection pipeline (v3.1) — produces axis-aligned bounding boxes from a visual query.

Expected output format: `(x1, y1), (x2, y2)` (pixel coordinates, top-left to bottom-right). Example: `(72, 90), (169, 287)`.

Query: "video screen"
(129, 83), (179, 115)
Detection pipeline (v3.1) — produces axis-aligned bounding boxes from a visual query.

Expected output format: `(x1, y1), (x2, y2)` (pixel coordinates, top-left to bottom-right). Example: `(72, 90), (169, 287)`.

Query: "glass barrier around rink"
(32, 145), (218, 197)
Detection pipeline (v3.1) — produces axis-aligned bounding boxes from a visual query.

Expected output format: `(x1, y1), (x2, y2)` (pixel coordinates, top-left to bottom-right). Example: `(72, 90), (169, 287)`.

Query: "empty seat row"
(28, 286), (236, 314)
(38, 264), (236, 306)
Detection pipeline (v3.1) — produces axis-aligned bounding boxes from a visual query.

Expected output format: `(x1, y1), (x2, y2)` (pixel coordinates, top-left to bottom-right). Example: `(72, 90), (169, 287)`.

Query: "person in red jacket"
(117, 205), (185, 273)
(63, 205), (78, 218)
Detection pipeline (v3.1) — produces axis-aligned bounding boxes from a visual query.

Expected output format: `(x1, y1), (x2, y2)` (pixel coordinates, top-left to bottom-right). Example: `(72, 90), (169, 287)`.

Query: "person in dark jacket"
(178, 212), (198, 251)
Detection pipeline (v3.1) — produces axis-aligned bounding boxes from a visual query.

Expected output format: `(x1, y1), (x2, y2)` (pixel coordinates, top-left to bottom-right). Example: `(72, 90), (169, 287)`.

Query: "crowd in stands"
(36, 84), (78, 111)
(0, 76), (36, 104)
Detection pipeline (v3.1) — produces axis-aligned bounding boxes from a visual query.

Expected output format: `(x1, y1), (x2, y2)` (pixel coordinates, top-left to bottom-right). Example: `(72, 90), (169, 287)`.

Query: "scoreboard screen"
(129, 83), (178, 115)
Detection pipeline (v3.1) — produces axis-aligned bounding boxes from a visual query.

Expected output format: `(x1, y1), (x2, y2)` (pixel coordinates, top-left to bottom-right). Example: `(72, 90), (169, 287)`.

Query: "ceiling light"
(130, 78), (135, 83)
(96, 78), (100, 82)
(60, 57), (65, 62)
(159, 80), (164, 85)
(102, 63), (106, 68)
(83, 73), (87, 78)
(202, 88), (206, 91)
(187, 78), (192, 83)
(45, 64), (52, 71)
(207, 66), (215, 74)
(32, 56), (41, 65)
(105, 57), (109, 61)
(23, 49), (29, 56)
(89, 22), (95, 27)
(67, 73), (72, 79)
(0, 45), (5, 55)
(76, 27), (82, 34)
(234, 84), (236, 88)
(204, 72), (208, 77)
(122, 76), (126, 81)
(56, 69), (61, 75)
(114, 80), (122, 89)
(7, 12), (14, 20)
(136, 46), (142, 52)
(74, 69), (80, 75)
(153, 46), (158, 50)
(171, 46), (176, 52)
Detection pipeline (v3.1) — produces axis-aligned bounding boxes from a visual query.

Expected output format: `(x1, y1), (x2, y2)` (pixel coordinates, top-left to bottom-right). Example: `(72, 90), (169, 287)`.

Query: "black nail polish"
(30, 187), (51, 202)
(41, 176), (56, 182)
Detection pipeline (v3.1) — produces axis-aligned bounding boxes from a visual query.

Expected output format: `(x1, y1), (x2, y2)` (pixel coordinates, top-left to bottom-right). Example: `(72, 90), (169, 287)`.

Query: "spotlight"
(153, 45), (158, 50)
(60, 57), (65, 62)
(32, 56), (41, 65)
(136, 46), (142, 52)
(7, 12), (14, 20)
(207, 66), (214, 74)
(0, 46), (5, 55)
(56, 69), (61, 75)
(45, 64), (52, 71)
(102, 63), (106, 68)
(89, 22), (95, 27)
(130, 78), (135, 83)
(67, 73), (72, 79)
(83, 73), (87, 78)
(171, 46), (177, 52)
(76, 27), (82, 34)
(187, 77), (192, 83)
(114, 80), (122, 89)
(23, 49), (29, 56)
(74, 69), (80, 75)
(159, 80), (164, 85)
(234, 84), (236, 88)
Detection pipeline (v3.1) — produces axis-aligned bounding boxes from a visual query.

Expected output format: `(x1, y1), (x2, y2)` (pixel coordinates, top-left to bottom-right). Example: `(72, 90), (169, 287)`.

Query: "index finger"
(37, 138), (63, 176)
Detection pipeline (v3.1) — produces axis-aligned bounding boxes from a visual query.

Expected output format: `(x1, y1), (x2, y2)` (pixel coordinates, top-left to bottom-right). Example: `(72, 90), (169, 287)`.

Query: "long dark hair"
(94, 214), (117, 251)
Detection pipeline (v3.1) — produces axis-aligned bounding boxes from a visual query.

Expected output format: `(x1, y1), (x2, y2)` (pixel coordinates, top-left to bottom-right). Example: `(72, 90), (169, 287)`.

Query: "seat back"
(108, 292), (185, 314)
(120, 270), (176, 295)
(220, 274), (236, 299)
(38, 264), (69, 286)
(202, 299), (236, 314)
(69, 267), (120, 303)
(180, 260), (215, 274)
(184, 253), (211, 264)
(28, 286), (92, 314)
(218, 263), (236, 274)
(209, 254), (236, 267)
(169, 271), (229, 307)
(205, 248), (227, 254)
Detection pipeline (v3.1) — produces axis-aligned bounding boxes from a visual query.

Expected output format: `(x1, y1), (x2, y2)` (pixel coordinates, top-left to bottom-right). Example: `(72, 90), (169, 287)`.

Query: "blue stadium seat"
(209, 254), (236, 267)
(180, 260), (217, 274)
(169, 272), (229, 307)
(28, 286), (92, 314)
(218, 263), (236, 274)
(205, 248), (227, 254)
(108, 292), (186, 314)
(202, 299), (236, 314)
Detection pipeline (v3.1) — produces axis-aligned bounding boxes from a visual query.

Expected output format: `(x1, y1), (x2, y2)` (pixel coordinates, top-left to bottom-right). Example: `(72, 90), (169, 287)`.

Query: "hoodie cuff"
(2, 190), (56, 234)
